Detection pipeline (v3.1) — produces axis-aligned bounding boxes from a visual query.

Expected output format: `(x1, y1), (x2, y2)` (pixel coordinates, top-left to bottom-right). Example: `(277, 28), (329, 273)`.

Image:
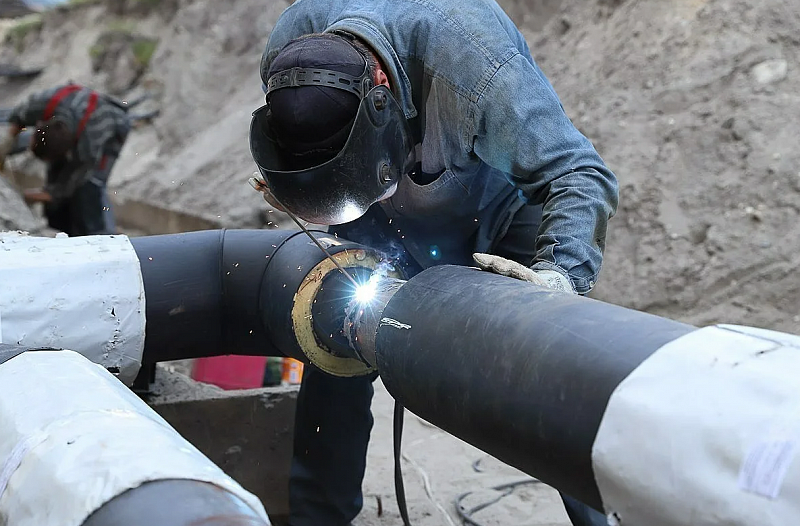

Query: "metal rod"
(249, 176), (359, 289)
(282, 206), (360, 289)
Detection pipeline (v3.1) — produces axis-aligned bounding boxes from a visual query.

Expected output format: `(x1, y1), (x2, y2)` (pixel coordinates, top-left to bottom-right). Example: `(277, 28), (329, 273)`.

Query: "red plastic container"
(191, 355), (268, 390)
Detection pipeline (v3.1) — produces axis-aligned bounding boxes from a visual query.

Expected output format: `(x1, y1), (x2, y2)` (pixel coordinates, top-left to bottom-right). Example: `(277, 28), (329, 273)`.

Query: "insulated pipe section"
(364, 265), (800, 525)
(131, 229), (293, 363)
(371, 265), (693, 510)
(0, 346), (270, 526)
(0, 232), (146, 385)
(132, 229), (399, 375)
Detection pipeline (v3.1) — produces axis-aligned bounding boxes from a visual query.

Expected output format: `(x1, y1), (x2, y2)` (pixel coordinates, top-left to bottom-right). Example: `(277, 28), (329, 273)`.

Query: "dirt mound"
(527, 0), (800, 332)
(1, 0), (798, 333)
(0, 0), (293, 229)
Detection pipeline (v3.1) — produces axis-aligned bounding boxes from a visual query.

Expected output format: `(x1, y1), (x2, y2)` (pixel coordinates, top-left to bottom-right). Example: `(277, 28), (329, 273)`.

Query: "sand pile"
(2, 0), (799, 332)
(529, 0), (800, 332)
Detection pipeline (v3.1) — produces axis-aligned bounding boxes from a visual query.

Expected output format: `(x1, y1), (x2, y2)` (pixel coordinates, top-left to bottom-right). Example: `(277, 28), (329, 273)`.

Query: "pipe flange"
(291, 248), (401, 377)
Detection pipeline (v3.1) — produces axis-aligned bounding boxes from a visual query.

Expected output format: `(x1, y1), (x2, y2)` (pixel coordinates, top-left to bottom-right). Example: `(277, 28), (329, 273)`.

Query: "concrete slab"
(144, 365), (298, 524)
(145, 365), (572, 526)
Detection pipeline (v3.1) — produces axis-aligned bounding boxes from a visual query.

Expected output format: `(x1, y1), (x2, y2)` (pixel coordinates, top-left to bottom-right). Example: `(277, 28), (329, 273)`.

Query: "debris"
(751, 59), (788, 85)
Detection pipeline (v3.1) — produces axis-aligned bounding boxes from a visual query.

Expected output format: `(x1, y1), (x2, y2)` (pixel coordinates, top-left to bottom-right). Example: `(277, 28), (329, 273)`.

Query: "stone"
(144, 365), (299, 523)
(751, 59), (788, 85)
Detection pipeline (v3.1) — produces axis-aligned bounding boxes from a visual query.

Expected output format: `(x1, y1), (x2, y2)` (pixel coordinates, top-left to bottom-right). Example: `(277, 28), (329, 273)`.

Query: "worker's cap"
(261, 33), (368, 162)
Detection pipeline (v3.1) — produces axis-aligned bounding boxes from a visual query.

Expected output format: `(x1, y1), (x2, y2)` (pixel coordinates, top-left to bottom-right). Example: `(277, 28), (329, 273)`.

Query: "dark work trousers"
(45, 153), (119, 237)
(288, 203), (608, 526)
(69, 176), (117, 236)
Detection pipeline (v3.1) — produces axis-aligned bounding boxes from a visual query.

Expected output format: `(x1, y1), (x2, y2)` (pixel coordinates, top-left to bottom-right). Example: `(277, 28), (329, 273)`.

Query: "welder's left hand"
(472, 253), (576, 294)
(249, 174), (286, 213)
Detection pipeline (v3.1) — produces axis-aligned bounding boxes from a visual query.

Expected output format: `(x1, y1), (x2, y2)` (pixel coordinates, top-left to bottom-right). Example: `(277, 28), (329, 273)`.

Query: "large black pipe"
(129, 231), (693, 507)
(132, 229), (292, 363)
(363, 265), (696, 511)
(132, 229), (385, 366)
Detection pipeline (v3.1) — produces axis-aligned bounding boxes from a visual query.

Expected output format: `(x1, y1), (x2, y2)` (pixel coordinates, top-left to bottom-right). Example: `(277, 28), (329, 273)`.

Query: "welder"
(0, 84), (131, 236)
(250, 1), (619, 525)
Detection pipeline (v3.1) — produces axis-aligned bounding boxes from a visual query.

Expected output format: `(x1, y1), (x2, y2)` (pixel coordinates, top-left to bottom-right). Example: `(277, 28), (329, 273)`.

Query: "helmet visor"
(250, 85), (414, 225)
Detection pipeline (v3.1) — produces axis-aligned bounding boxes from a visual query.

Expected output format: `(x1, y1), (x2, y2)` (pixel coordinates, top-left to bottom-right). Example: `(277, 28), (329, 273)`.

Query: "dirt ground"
(356, 379), (571, 526)
(531, 0), (800, 334)
(1, 0), (800, 523)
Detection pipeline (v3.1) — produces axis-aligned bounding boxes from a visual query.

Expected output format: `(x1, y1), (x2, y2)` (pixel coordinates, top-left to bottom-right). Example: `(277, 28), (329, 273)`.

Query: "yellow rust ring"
(291, 247), (401, 377)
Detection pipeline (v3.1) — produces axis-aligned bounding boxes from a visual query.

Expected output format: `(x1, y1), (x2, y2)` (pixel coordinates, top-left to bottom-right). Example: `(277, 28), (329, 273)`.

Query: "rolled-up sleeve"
(471, 53), (619, 293)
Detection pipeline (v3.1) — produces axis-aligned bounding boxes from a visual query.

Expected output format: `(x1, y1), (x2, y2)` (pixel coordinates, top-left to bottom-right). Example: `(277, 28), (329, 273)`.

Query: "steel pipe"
(131, 229), (293, 363)
(81, 479), (267, 526)
(131, 229), (399, 376)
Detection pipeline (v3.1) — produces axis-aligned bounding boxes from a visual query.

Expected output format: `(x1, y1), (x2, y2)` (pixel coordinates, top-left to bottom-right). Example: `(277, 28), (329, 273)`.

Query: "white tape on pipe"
(592, 324), (800, 526)
(0, 233), (145, 384)
(0, 351), (270, 526)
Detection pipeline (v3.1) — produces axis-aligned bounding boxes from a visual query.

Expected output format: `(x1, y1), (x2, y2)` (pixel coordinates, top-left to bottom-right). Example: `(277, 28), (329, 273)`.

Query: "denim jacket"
(261, 0), (619, 294)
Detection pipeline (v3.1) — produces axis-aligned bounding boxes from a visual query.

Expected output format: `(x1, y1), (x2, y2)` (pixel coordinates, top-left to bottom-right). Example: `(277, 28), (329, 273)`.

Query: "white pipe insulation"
(0, 348), (270, 526)
(0, 232), (146, 384)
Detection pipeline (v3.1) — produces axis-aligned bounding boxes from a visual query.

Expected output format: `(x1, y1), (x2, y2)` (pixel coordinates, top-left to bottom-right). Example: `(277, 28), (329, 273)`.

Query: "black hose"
(393, 401), (412, 526)
(455, 479), (542, 526)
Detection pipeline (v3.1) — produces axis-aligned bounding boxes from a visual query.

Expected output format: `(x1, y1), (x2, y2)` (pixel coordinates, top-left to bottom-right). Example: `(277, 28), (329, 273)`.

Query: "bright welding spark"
(354, 279), (378, 304)
(352, 260), (395, 304)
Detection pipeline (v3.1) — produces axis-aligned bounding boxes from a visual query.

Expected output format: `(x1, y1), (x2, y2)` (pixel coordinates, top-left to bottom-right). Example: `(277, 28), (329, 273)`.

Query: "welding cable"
(454, 478), (542, 526)
(393, 401), (412, 526)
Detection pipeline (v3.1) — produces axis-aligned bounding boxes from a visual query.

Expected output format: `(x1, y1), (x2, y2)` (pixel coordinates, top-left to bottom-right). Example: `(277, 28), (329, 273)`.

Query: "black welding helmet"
(249, 35), (414, 225)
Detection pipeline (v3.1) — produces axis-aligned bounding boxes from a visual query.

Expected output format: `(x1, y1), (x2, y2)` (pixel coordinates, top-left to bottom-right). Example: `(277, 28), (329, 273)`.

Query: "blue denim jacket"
(262, 0), (619, 294)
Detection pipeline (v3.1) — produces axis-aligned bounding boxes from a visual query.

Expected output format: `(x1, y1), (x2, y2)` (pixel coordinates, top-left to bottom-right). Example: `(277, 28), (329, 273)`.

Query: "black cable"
(393, 400), (412, 526)
(455, 478), (542, 526)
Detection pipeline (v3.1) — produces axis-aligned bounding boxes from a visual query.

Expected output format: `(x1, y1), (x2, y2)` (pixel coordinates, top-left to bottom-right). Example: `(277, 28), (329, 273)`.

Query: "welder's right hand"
(249, 173), (286, 213)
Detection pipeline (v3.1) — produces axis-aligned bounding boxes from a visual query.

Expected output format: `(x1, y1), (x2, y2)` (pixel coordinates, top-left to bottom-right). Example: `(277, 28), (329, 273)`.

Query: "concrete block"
(144, 365), (298, 524)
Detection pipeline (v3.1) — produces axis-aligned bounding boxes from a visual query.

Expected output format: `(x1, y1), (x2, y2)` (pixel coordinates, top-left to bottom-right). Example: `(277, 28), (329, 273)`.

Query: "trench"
(3, 167), (223, 235)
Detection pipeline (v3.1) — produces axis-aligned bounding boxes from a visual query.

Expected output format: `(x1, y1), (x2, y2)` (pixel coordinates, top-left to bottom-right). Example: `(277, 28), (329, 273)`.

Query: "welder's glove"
(472, 253), (576, 294)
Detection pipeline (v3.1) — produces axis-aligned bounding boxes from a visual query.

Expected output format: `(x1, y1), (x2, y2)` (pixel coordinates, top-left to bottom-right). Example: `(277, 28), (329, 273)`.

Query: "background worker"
(0, 83), (130, 236)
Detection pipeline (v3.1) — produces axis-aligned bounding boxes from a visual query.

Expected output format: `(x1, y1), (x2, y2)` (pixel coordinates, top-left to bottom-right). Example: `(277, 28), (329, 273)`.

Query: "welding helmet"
(249, 33), (414, 225)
